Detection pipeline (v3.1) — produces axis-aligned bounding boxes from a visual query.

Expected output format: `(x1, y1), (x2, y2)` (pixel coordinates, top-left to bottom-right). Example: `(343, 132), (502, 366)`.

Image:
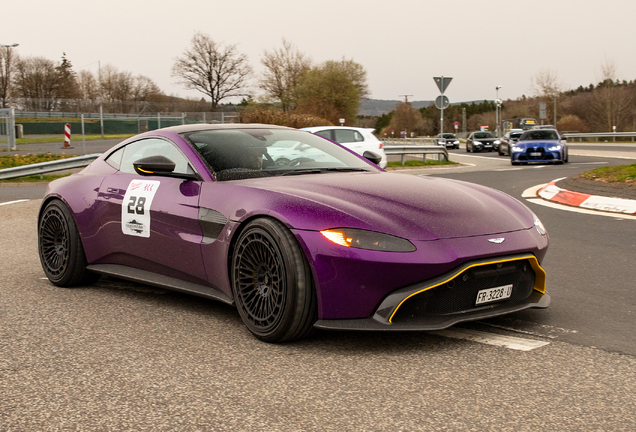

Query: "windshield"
(183, 128), (378, 181)
(443, 134), (456, 139)
(475, 132), (494, 139)
(520, 130), (560, 141)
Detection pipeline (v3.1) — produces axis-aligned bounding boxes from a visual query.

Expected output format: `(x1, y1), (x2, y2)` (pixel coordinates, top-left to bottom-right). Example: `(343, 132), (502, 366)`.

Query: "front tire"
(231, 218), (317, 343)
(38, 200), (100, 287)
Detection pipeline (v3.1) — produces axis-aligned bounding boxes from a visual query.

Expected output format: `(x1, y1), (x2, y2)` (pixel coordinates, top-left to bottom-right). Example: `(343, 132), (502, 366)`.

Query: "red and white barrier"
(62, 123), (73, 148)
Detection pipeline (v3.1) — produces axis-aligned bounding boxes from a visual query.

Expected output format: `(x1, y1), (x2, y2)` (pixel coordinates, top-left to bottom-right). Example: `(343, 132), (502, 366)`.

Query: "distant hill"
(358, 99), (493, 116)
(358, 99), (433, 116)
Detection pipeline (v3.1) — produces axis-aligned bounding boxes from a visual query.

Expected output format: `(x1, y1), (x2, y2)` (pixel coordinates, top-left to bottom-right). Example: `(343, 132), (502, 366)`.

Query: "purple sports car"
(38, 124), (550, 342)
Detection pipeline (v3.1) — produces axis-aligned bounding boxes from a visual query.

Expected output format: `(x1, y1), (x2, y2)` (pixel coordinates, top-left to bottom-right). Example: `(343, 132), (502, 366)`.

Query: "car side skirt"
(86, 263), (234, 305)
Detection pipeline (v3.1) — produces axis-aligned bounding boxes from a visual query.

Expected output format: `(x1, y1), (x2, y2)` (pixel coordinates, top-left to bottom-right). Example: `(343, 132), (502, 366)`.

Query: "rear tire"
(38, 200), (100, 287)
(231, 218), (317, 343)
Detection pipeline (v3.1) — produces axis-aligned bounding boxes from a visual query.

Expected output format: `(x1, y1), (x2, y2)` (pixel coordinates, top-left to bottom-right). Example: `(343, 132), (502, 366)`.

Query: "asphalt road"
(1, 140), (636, 431)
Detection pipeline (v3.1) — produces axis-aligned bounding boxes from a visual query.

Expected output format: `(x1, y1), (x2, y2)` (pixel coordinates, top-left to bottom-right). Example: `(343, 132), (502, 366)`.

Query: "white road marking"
(452, 154), (507, 160)
(430, 328), (550, 351)
(495, 166), (546, 171)
(0, 199), (29, 206)
(574, 162), (609, 165)
(570, 152), (636, 160)
(521, 184), (548, 198)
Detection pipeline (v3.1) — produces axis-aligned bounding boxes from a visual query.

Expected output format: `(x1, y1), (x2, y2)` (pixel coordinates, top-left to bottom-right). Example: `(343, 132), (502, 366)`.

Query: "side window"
(333, 129), (363, 144)
(119, 138), (194, 175)
(315, 130), (333, 141)
(105, 147), (124, 170)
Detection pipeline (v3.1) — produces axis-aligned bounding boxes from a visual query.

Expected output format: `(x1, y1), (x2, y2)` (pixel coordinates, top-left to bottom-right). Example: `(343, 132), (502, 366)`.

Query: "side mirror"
(363, 150), (382, 165)
(133, 155), (198, 180)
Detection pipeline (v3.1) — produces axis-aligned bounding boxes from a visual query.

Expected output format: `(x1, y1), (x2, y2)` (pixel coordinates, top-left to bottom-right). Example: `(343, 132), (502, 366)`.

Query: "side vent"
(198, 207), (228, 243)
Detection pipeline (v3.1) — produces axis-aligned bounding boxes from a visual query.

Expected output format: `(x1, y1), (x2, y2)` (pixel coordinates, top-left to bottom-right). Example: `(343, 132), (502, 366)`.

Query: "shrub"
(240, 108), (333, 128)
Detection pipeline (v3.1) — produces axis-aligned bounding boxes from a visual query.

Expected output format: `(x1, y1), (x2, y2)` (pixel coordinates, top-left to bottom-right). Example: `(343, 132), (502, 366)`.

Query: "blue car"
(511, 129), (568, 165)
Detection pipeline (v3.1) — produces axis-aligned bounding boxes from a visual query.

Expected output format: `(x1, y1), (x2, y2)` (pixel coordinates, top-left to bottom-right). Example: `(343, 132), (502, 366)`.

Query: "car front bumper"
(313, 253), (550, 331)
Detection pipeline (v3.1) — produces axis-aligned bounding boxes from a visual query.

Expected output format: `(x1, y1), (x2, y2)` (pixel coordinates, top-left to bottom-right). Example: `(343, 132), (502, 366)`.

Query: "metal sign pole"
(7, 108), (16, 151)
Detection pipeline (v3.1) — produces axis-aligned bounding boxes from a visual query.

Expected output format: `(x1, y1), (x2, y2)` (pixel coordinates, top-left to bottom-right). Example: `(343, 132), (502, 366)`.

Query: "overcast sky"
(4, 0), (635, 105)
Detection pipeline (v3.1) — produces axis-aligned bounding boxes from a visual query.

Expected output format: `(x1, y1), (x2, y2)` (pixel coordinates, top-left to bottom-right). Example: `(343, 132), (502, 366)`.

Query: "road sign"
(434, 76), (453, 94)
(435, 95), (450, 110)
(539, 102), (546, 119)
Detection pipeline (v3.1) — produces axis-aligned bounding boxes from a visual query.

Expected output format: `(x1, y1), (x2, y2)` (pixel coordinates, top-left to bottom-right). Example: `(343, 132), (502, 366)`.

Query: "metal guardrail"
(382, 137), (438, 146)
(383, 145), (449, 165)
(0, 154), (101, 180)
(562, 132), (636, 142)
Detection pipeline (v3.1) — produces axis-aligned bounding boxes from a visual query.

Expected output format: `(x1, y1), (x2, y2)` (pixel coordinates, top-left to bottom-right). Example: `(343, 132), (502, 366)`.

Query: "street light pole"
(495, 86), (501, 137)
(1, 43), (19, 109)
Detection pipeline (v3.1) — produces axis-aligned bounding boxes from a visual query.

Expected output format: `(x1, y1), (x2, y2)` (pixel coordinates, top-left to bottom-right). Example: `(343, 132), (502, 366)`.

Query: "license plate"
(530, 152), (541, 156)
(475, 284), (513, 305)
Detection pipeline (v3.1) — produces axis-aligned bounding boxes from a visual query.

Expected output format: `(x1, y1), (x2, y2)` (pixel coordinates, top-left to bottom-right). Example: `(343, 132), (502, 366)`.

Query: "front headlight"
(533, 213), (547, 236)
(453, 140), (460, 144)
(512, 146), (524, 152)
(494, 140), (501, 145)
(474, 140), (482, 145)
(547, 145), (562, 151)
(321, 228), (416, 252)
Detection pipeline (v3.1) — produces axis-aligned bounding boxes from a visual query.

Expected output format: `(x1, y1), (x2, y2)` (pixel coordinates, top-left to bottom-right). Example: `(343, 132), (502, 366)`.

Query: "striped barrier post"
(62, 123), (73, 149)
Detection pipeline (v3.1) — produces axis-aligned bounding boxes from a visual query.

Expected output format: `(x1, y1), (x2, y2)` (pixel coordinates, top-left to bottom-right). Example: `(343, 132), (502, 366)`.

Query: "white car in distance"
(302, 126), (388, 168)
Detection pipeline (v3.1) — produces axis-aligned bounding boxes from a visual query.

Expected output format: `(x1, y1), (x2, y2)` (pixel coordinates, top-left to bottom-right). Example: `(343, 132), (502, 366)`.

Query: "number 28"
(127, 196), (146, 214)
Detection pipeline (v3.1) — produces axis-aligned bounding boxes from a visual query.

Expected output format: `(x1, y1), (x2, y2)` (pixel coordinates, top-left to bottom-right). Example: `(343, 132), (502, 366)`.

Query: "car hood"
(517, 140), (561, 147)
(208, 172), (534, 241)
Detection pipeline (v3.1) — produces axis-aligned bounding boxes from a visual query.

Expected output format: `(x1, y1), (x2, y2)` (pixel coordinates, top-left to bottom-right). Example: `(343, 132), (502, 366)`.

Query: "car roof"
(302, 126), (374, 132)
(159, 123), (295, 134)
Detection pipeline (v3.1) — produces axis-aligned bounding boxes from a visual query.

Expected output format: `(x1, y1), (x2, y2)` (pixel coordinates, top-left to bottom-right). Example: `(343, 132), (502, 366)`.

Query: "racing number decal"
(121, 180), (160, 237)
(127, 196), (147, 215)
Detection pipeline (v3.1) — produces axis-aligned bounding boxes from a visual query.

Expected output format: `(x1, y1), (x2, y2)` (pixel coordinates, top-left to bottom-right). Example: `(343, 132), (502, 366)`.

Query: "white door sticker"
(121, 180), (160, 237)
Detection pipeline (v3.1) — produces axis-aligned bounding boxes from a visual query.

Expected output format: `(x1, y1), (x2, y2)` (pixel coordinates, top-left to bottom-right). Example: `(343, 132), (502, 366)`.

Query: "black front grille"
(392, 260), (536, 323)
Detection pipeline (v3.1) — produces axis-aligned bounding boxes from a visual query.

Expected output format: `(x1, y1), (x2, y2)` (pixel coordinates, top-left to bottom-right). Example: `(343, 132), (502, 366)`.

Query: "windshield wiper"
(278, 167), (371, 176)
(324, 167), (370, 172)
(279, 169), (324, 176)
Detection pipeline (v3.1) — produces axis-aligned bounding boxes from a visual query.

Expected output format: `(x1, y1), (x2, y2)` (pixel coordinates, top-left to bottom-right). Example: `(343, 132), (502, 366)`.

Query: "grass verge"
(0, 153), (78, 170)
(577, 164), (636, 183)
(0, 173), (71, 183)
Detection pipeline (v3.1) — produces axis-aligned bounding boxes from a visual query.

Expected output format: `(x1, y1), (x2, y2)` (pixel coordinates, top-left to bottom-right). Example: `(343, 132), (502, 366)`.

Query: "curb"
(538, 177), (636, 214)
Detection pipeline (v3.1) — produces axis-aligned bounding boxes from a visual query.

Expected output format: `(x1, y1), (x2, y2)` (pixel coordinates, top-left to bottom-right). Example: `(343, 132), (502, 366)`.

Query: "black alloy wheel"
(231, 218), (317, 343)
(38, 200), (100, 287)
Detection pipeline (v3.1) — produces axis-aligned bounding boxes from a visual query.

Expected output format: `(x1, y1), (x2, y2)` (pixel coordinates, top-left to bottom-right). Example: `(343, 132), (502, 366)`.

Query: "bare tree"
(259, 38), (311, 111)
(13, 56), (59, 110)
(531, 68), (563, 124)
(531, 68), (561, 98)
(172, 33), (252, 110)
(132, 75), (164, 102)
(77, 70), (100, 102)
(590, 58), (634, 132)
(0, 47), (19, 108)
(99, 64), (134, 105)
